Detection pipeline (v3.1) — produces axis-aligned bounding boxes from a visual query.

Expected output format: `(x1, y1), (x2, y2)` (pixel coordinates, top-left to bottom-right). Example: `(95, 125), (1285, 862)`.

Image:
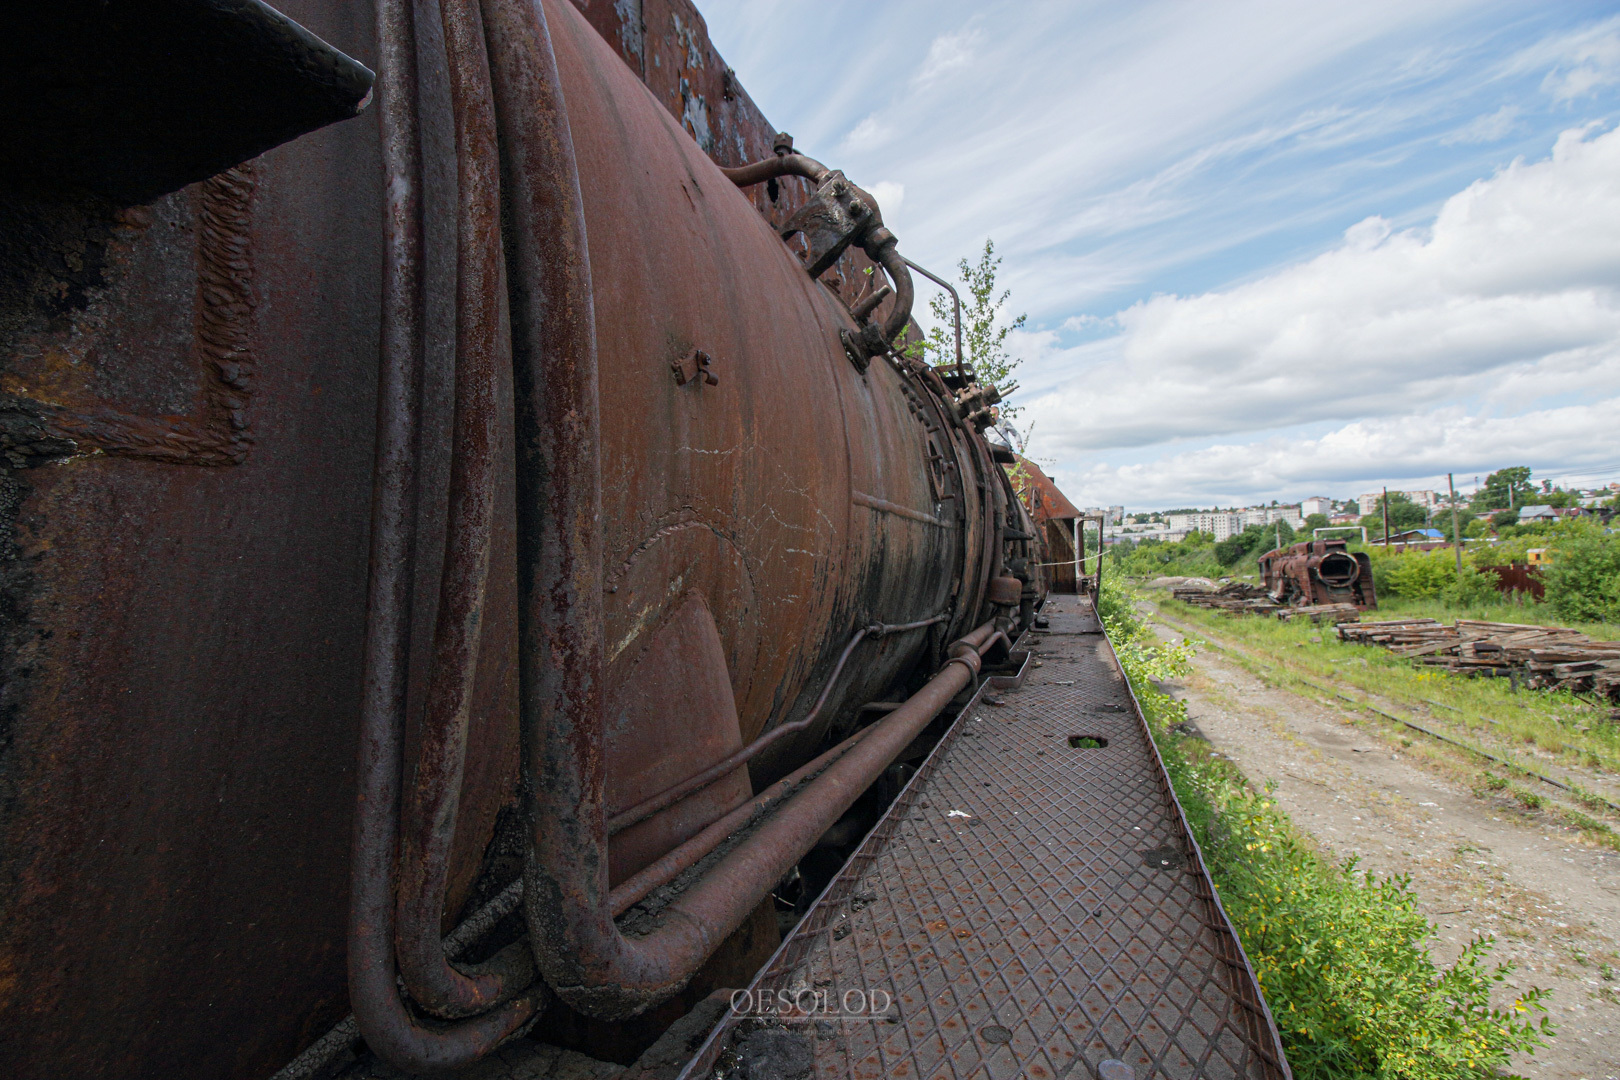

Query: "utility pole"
(1382, 486), (1390, 547)
(1447, 473), (1463, 576)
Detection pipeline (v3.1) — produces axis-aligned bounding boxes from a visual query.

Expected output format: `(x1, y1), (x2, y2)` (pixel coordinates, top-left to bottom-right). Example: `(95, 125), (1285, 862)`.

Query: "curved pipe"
(901, 256), (964, 378)
(719, 152), (831, 189)
(392, 0), (517, 1020)
(722, 150), (915, 348)
(608, 724), (877, 916)
(606, 614), (947, 836)
(872, 241), (915, 346)
(348, 0), (542, 1068)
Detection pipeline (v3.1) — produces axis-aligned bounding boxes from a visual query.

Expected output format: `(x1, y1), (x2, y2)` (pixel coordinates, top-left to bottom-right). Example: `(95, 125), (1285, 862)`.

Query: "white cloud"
(1440, 105), (1522, 145)
(913, 30), (979, 86)
(1024, 124), (1620, 456)
(1046, 401), (1620, 508)
(842, 113), (892, 152)
(1539, 28), (1620, 101)
(867, 181), (905, 215)
(696, 1), (1620, 509)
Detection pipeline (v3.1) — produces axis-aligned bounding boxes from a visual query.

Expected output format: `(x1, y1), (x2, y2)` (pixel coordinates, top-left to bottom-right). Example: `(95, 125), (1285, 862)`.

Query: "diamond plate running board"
(679, 595), (1291, 1080)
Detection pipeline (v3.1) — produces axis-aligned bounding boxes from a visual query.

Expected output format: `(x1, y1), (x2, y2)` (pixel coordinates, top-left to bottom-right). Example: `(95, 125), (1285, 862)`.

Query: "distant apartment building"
(1358, 490), (1439, 516)
(1300, 496), (1332, 516)
(1166, 512), (1243, 540)
(1238, 505), (1303, 528)
(1163, 506), (1303, 541)
(1108, 505), (1124, 525)
(1104, 521), (1169, 541)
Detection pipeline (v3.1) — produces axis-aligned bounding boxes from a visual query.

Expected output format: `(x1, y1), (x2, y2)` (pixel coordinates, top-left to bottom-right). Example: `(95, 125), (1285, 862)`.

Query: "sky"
(700, 0), (1620, 510)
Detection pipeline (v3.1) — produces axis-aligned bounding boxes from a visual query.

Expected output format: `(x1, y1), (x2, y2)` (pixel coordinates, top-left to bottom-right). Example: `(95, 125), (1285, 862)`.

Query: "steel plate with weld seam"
(679, 595), (1291, 1080)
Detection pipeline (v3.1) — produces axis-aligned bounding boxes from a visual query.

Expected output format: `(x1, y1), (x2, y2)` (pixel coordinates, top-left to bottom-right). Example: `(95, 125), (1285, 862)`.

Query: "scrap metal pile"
(1338, 618), (1620, 699)
(1172, 581), (1277, 612)
(1171, 582), (1361, 624)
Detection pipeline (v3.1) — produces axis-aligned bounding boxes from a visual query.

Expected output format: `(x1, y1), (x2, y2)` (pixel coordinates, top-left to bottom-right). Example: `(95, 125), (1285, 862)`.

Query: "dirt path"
(1144, 605), (1620, 1080)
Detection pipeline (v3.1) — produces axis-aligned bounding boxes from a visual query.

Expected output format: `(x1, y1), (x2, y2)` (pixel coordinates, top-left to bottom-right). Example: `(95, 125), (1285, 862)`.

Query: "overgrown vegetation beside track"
(1096, 577), (1555, 1078)
(1156, 594), (1620, 778)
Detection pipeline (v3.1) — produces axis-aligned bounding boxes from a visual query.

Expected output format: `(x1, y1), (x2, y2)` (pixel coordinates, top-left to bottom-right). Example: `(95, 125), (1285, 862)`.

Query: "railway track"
(1147, 605), (1620, 835)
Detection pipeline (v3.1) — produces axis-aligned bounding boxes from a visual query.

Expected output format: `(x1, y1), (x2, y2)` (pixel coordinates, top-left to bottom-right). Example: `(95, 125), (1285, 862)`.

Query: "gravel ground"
(1147, 609), (1620, 1080)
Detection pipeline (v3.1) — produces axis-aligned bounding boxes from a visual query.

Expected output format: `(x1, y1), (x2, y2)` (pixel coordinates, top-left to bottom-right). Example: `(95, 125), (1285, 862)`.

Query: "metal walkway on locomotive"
(681, 596), (1292, 1080)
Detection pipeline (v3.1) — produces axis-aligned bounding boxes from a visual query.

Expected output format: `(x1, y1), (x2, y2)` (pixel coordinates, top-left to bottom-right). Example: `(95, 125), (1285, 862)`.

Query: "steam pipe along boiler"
(0, 1), (1045, 1076)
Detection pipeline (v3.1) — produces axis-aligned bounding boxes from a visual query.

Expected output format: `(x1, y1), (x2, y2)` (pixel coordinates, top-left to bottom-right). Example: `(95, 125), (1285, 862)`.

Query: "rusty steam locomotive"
(0, 2), (1048, 1077)
(1258, 538), (1377, 610)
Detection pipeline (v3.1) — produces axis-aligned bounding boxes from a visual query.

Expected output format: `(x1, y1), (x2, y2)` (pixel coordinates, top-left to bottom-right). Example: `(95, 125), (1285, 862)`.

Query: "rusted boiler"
(0, 2), (1041, 1078)
(1259, 538), (1377, 610)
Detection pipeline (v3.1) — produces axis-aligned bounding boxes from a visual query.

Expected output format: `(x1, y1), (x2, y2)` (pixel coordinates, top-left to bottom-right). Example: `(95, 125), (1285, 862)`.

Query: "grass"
(1095, 578), (1555, 1078)
(1369, 594), (1620, 642)
(1142, 592), (1620, 783)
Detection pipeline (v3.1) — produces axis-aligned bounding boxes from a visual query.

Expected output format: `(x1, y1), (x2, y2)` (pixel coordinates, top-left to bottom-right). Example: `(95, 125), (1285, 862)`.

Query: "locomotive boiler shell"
(0, 1), (1018, 1076)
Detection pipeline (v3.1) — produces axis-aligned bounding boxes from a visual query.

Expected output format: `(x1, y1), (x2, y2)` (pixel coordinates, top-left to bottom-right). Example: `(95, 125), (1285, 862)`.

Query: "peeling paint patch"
(613, 0), (644, 66)
(679, 79), (714, 155)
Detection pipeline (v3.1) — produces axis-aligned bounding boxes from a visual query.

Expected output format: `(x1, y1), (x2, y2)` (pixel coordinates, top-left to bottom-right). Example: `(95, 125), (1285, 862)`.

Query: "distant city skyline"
(704, 0), (1620, 507)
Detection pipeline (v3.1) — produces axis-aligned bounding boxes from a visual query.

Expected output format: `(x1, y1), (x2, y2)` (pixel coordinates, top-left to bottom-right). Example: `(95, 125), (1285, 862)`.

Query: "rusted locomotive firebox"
(1259, 538), (1377, 610)
(0, 2), (1045, 1078)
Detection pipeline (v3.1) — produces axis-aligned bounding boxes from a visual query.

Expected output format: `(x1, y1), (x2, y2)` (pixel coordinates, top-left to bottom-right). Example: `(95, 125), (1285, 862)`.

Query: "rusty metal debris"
(1258, 537), (1377, 610)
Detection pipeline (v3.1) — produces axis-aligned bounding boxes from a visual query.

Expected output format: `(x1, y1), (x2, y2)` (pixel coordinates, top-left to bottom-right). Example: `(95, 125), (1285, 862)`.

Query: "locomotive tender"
(0, 1), (1045, 1076)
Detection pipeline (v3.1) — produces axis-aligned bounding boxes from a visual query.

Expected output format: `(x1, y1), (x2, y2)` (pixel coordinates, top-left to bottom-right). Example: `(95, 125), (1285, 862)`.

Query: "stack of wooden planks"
(1170, 582), (1361, 622)
(1338, 618), (1620, 700)
(1171, 581), (1282, 615)
(1276, 602), (1361, 624)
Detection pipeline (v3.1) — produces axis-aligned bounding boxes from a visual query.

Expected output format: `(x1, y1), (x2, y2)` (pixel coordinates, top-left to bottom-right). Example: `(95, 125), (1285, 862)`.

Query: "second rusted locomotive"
(1259, 538), (1377, 609)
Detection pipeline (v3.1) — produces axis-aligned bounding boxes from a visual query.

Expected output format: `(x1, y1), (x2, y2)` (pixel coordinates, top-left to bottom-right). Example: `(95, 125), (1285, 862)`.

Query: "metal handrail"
(901, 255), (964, 379)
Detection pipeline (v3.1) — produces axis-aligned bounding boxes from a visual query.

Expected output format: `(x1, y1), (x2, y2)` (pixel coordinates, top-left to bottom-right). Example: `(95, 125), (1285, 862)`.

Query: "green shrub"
(1098, 573), (1553, 1078)
(1113, 532), (1224, 580)
(1381, 549), (1460, 600)
(1369, 549), (1510, 607)
(1542, 526), (1620, 624)
(1441, 564), (1504, 607)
